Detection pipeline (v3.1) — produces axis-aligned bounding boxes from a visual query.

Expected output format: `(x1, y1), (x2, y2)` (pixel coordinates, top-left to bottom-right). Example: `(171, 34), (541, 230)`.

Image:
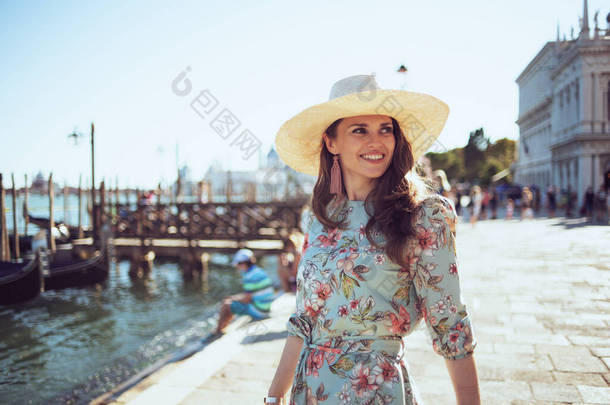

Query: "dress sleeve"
(285, 208), (314, 342)
(411, 195), (476, 360)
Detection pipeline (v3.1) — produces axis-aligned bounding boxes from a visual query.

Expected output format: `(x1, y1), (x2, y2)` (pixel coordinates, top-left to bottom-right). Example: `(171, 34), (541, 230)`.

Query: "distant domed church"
(513, 0), (610, 207)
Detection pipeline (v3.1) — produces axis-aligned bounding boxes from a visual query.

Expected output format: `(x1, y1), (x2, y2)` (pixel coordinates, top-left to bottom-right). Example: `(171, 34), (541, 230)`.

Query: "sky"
(1, 0), (607, 189)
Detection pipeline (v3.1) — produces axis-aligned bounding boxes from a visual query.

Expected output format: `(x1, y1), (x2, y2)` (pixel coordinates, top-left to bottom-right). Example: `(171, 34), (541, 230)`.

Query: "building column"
(592, 154), (597, 190)
(578, 154), (591, 208)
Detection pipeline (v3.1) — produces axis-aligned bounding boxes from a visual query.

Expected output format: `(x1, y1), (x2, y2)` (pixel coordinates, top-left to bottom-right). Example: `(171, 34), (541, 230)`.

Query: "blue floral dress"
(286, 194), (476, 405)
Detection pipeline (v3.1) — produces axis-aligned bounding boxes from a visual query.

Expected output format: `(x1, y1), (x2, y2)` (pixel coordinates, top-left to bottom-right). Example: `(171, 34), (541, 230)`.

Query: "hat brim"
(275, 89), (449, 176)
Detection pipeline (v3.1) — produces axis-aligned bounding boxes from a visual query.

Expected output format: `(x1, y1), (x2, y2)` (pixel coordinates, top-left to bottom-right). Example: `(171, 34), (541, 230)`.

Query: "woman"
(469, 186), (482, 227)
(266, 74), (479, 404)
(521, 187), (534, 220)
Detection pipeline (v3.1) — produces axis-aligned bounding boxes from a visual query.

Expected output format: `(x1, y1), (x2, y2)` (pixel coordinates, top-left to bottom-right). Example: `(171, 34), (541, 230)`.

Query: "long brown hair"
(311, 116), (434, 268)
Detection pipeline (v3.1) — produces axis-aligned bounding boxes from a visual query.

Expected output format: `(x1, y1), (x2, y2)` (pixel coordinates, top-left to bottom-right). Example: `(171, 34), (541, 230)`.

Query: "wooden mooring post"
(11, 173), (20, 260)
(0, 173), (9, 261)
(63, 181), (69, 225)
(114, 179), (120, 223)
(48, 173), (56, 254)
(23, 174), (29, 236)
(100, 179), (106, 226)
(78, 175), (83, 239)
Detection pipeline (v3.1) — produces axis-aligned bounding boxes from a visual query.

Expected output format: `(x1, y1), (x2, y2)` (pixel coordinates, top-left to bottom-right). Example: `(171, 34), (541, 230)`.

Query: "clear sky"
(1, 0), (607, 188)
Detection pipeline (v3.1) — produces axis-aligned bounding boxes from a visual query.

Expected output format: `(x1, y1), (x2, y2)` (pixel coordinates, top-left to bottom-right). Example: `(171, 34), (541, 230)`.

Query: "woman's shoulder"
(299, 206), (316, 235)
(415, 194), (458, 232)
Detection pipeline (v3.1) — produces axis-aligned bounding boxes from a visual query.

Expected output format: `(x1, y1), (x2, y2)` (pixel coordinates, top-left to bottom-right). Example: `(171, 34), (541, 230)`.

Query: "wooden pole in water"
(115, 177), (119, 221)
(78, 175), (83, 239)
(201, 252), (209, 290)
(11, 173), (20, 260)
(23, 174), (29, 236)
(63, 181), (69, 225)
(48, 173), (56, 254)
(100, 179), (106, 227)
(0, 173), (9, 261)
(86, 180), (92, 235)
(90, 122), (97, 245)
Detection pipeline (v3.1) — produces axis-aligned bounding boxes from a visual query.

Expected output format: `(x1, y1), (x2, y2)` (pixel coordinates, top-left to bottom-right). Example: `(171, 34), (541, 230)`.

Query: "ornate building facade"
(513, 0), (610, 207)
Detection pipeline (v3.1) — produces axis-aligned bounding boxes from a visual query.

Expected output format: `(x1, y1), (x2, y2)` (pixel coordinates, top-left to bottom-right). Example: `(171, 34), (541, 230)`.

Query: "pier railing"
(108, 199), (309, 241)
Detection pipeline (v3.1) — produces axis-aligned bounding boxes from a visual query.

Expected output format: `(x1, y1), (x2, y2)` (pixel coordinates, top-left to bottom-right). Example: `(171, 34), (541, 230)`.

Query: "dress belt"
(301, 335), (406, 364)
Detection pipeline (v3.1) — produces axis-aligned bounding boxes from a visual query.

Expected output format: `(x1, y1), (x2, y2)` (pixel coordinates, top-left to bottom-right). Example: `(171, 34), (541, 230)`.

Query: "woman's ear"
(323, 133), (338, 154)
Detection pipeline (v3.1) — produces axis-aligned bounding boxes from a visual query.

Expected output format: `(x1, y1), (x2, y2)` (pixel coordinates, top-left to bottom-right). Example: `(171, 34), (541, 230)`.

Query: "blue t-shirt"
(242, 264), (274, 312)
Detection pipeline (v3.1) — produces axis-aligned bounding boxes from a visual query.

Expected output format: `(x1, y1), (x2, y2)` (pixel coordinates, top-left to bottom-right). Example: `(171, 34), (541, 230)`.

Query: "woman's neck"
(343, 176), (376, 201)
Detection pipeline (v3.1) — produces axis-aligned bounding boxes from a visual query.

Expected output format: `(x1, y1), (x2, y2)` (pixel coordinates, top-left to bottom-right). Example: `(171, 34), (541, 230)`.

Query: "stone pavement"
(96, 216), (610, 405)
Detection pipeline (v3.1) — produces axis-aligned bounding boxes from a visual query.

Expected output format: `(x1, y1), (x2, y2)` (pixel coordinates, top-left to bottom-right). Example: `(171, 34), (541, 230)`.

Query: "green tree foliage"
(463, 128), (489, 180)
(425, 129), (515, 185)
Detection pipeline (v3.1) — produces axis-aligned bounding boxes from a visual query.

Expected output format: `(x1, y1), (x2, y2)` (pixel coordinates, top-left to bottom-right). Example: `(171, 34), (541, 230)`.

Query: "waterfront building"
(513, 1), (610, 207)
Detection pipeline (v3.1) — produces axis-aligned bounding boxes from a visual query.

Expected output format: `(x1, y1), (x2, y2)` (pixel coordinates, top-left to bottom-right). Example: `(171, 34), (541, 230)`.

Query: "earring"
(330, 154), (343, 195)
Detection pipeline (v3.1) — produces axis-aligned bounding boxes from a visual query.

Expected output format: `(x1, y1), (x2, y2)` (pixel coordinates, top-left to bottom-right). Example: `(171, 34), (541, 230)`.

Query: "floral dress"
(286, 194), (476, 405)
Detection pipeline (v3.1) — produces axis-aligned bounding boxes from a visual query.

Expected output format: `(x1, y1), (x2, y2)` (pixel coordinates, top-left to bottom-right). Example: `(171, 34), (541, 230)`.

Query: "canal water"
(0, 254), (281, 404)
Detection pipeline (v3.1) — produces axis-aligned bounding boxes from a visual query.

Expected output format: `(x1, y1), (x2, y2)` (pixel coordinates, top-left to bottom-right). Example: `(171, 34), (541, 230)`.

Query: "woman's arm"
(445, 353), (480, 405)
(267, 335), (303, 400)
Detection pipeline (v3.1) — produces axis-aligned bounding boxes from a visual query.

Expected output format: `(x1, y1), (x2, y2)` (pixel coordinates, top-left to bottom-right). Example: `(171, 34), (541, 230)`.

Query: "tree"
(425, 129), (516, 185)
(463, 128), (489, 181)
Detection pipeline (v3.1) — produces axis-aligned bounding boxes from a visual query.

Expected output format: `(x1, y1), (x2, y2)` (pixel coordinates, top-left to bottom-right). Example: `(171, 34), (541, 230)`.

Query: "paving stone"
(533, 344), (592, 356)
(552, 371), (608, 387)
(569, 335), (610, 347)
(577, 385), (610, 404)
(476, 353), (554, 372)
(477, 367), (554, 383)
(479, 380), (532, 401)
(530, 382), (582, 402)
(550, 354), (608, 373)
(180, 388), (263, 404)
(505, 333), (570, 346)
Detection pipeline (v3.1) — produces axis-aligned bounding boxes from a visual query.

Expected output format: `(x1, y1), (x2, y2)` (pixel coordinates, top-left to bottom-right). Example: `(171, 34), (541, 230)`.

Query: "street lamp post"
(68, 122), (98, 246)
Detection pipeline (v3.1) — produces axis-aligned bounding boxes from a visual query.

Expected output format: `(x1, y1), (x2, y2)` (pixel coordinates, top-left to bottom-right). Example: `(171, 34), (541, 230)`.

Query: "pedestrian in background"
(277, 233), (304, 293)
(547, 185), (557, 218)
(489, 187), (499, 219)
(594, 185), (608, 224)
(584, 186), (595, 219)
(506, 198), (515, 220)
(521, 187), (534, 220)
(214, 249), (274, 335)
(470, 185), (482, 227)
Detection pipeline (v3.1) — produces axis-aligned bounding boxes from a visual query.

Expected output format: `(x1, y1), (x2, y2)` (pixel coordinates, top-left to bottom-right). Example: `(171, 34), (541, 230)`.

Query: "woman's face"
(323, 114), (395, 186)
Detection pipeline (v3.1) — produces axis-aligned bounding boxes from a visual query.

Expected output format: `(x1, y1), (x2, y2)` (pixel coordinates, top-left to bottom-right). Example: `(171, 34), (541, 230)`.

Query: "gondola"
(26, 213), (91, 242)
(0, 255), (42, 305)
(42, 243), (110, 291)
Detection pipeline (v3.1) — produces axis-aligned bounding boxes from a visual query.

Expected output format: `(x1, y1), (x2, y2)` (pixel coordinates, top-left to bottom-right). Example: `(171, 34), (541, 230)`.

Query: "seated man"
(214, 249), (274, 334)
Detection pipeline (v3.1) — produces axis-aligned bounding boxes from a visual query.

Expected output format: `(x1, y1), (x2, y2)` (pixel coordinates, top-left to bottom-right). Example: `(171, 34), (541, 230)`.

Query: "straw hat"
(274, 74), (449, 176)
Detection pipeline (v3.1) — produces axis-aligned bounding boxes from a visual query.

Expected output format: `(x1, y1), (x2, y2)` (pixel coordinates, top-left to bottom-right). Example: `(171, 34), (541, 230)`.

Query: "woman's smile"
(359, 152), (386, 163)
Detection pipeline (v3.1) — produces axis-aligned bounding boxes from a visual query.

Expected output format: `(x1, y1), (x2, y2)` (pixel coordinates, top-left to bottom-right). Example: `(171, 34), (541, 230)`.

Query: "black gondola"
(43, 243), (109, 291)
(26, 213), (91, 242)
(0, 255), (42, 305)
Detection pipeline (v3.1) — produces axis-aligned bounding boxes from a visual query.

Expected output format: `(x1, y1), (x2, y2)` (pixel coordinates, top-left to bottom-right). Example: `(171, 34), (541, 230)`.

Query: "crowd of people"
(433, 174), (609, 225)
